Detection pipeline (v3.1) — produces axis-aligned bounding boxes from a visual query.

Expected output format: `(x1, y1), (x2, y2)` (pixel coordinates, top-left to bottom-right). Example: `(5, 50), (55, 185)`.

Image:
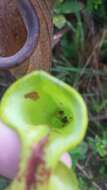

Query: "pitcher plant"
(0, 71), (88, 190)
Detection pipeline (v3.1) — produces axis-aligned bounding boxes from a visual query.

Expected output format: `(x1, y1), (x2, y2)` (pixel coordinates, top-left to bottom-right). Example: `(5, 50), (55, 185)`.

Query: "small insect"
(24, 91), (40, 101)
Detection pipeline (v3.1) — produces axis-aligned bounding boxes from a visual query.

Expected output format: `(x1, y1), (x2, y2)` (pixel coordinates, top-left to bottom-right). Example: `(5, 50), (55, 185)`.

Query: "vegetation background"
(0, 0), (107, 190)
(52, 0), (107, 189)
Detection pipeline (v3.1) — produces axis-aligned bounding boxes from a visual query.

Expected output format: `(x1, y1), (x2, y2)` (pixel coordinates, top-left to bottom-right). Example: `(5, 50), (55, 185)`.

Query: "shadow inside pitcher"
(0, 0), (27, 57)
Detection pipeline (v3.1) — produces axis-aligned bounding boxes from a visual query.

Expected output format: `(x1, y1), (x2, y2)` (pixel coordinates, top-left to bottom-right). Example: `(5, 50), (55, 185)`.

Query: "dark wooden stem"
(0, 0), (40, 69)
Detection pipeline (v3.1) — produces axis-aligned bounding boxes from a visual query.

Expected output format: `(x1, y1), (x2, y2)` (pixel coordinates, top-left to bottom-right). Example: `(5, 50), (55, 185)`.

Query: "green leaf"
(55, 1), (81, 14)
(53, 15), (66, 29)
(70, 142), (88, 167)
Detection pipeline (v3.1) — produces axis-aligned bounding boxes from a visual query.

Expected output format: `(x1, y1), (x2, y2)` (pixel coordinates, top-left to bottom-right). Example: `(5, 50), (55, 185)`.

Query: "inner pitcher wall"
(0, 0), (27, 57)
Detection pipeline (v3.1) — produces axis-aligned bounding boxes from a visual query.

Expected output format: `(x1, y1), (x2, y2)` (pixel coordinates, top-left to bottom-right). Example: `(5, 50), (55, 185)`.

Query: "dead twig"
(77, 163), (103, 190)
(53, 27), (69, 47)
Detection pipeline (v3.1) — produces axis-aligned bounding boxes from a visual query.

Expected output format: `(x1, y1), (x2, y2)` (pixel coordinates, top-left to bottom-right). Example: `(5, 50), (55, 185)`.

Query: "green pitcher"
(0, 71), (88, 190)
